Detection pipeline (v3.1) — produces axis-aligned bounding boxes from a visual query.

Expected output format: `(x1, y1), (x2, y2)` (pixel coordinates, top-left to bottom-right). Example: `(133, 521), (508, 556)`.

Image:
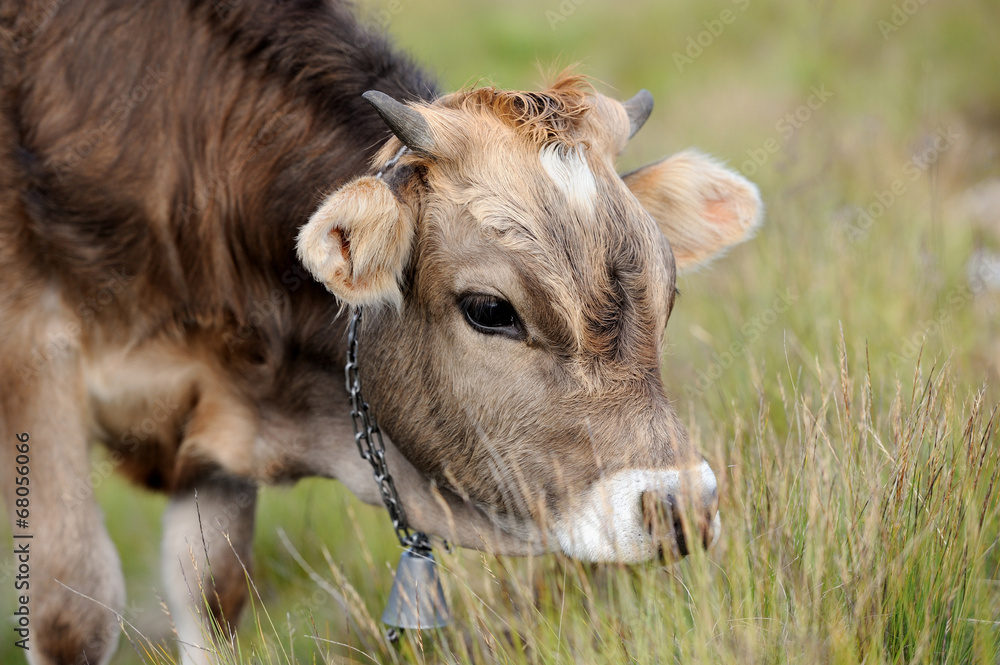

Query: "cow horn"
(623, 89), (654, 139)
(363, 90), (435, 154)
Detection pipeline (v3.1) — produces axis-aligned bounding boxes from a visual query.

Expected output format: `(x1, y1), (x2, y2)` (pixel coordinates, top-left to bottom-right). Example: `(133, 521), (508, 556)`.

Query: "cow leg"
(161, 477), (257, 665)
(0, 344), (125, 664)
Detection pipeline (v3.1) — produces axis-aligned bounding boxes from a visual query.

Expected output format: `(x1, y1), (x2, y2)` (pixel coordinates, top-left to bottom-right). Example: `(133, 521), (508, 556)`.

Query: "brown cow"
(0, 1), (762, 663)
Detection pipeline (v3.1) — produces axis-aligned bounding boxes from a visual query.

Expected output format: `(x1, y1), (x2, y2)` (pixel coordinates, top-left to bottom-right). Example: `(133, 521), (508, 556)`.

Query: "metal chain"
(345, 308), (429, 550)
(344, 144), (431, 552)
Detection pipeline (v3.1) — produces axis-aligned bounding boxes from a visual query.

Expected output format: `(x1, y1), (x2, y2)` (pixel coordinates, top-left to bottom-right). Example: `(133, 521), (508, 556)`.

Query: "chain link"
(343, 144), (433, 552)
(346, 307), (431, 552)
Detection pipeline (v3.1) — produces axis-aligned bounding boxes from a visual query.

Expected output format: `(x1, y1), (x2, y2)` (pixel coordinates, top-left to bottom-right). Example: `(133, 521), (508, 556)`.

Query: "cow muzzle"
(551, 460), (720, 563)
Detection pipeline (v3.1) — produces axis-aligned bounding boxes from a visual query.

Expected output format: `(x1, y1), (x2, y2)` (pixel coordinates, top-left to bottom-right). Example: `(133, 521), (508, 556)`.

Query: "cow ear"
(623, 150), (763, 271)
(297, 176), (415, 308)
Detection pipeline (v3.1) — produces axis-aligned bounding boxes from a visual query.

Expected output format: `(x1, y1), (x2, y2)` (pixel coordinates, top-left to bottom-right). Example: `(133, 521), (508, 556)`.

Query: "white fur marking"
(539, 144), (598, 211)
(552, 460), (720, 562)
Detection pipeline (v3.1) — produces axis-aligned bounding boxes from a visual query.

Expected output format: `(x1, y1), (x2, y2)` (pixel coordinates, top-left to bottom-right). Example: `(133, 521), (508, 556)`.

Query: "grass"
(2, 0), (1000, 662)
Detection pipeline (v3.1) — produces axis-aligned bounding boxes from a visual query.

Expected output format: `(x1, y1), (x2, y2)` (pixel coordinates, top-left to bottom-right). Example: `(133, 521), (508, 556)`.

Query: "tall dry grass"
(2, 0), (998, 663)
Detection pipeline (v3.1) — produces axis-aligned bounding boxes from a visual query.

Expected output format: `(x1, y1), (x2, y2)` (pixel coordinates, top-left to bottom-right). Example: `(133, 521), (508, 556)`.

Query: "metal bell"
(381, 546), (452, 629)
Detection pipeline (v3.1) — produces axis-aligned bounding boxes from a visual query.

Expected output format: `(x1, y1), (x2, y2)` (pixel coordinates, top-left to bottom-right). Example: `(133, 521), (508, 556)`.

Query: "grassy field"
(3, 0), (1000, 662)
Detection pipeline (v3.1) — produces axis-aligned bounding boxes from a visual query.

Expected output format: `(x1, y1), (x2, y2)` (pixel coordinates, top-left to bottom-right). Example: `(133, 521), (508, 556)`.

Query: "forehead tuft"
(444, 73), (593, 147)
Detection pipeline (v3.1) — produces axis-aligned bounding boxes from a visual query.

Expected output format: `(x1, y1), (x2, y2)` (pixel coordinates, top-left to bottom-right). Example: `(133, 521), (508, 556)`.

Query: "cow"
(0, 1), (762, 664)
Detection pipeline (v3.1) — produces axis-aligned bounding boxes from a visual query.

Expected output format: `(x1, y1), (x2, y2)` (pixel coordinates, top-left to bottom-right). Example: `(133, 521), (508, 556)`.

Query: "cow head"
(297, 76), (762, 562)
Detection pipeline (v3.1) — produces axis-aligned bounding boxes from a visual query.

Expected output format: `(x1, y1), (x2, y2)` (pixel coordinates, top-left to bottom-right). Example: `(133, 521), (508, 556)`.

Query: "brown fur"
(0, 1), (761, 662)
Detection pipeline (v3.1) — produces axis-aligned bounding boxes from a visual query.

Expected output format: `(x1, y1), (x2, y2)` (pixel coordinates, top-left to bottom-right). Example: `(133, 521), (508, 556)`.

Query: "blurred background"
(2, 0), (998, 663)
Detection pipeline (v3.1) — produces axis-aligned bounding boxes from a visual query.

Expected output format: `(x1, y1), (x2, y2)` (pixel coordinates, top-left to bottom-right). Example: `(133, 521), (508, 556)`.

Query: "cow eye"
(460, 294), (524, 339)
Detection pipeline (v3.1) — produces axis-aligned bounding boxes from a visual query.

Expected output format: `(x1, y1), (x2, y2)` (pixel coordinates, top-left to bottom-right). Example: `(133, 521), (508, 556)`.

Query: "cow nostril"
(640, 491), (688, 558)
